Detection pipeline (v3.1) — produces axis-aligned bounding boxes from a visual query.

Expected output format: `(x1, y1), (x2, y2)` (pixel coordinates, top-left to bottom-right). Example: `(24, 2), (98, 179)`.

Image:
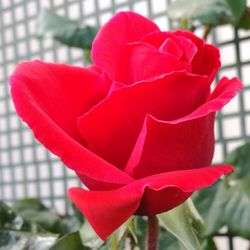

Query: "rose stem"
(146, 215), (159, 250)
(202, 25), (212, 41)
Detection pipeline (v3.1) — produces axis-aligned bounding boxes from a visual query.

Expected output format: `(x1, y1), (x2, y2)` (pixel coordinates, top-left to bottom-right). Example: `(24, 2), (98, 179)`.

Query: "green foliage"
(50, 232), (88, 250)
(37, 9), (98, 63)
(0, 201), (58, 250)
(194, 142), (250, 240)
(237, 7), (250, 29)
(159, 202), (201, 250)
(225, 143), (250, 179)
(12, 198), (80, 236)
(132, 216), (147, 249)
(37, 9), (98, 50)
(0, 197), (218, 250)
(226, 0), (246, 23)
(79, 220), (104, 249)
(168, 0), (248, 29)
(0, 231), (58, 250)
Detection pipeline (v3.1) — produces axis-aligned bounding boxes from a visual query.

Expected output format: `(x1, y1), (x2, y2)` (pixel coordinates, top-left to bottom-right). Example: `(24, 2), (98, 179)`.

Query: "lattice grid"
(0, 0), (250, 248)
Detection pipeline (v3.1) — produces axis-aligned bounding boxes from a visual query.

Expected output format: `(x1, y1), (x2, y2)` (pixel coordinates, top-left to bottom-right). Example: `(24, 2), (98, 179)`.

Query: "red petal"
(192, 44), (221, 82)
(141, 31), (198, 62)
(146, 30), (220, 80)
(159, 38), (182, 58)
(141, 31), (173, 48)
(122, 42), (188, 83)
(91, 11), (160, 81)
(78, 72), (210, 169)
(125, 113), (215, 178)
(68, 165), (233, 240)
(175, 30), (220, 80)
(183, 77), (242, 121)
(174, 30), (204, 52)
(174, 36), (197, 63)
(125, 77), (242, 178)
(10, 60), (133, 189)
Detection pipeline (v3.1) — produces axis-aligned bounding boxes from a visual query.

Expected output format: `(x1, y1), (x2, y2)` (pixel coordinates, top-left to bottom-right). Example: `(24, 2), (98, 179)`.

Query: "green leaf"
(237, 7), (250, 29)
(71, 203), (85, 224)
(49, 231), (88, 250)
(0, 201), (25, 231)
(129, 216), (183, 250)
(225, 143), (250, 179)
(201, 237), (218, 250)
(195, 177), (250, 239)
(193, 182), (224, 236)
(185, 199), (205, 235)
(225, 0), (246, 22)
(158, 228), (183, 250)
(13, 199), (81, 236)
(13, 199), (63, 234)
(224, 177), (250, 238)
(37, 9), (98, 50)
(132, 217), (147, 249)
(208, 181), (250, 239)
(99, 219), (135, 250)
(0, 230), (58, 250)
(168, 0), (246, 27)
(79, 221), (104, 249)
(0, 201), (58, 249)
(59, 216), (81, 235)
(0, 201), (45, 233)
(158, 202), (201, 250)
(201, 184), (229, 236)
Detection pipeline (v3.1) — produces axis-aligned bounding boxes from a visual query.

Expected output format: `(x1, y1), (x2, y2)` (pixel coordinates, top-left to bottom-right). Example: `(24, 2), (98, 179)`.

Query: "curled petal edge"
(9, 61), (134, 189)
(68, 165), (233, 240)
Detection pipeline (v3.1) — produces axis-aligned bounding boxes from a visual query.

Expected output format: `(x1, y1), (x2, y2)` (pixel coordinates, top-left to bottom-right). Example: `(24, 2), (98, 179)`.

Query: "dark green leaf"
(0, 201), (45, 233)
(49, 231), (87, 250)
(0, 200), (58, 249)
(195, 178), (250, 239)
(237, 7), (250, 29)
(225, 143), (250, 179)
(201, 237), (218, 250)
(0, 230), (58, 250)
(132, 216), (147, 249)
(0, 201), (25, 231)
(13, 198), (80, 235)
(71, 203), (85, 224)
(13, 199), (63, 234)
(159, 203), (201, 250)
(194, 183), (229, 236)
(158, 228), (182, 250)
(224, 177), (250, 238)
(59, 216), (81, 235)
(37, 9), (98, 50)
(79, 221), (104, 249)
(192, 182), (220, 226)
(168, 0), (246, 27)
(99, 219), (134, 250)
(225, 0), (246, 22)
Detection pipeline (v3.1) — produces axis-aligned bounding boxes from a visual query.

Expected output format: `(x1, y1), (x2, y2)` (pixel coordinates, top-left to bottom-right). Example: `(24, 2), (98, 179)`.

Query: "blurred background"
(0, 0), (250, 249)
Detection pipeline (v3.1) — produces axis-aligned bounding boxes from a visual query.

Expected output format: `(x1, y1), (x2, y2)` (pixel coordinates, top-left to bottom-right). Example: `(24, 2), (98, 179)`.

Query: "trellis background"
(0, 0), (250, 249)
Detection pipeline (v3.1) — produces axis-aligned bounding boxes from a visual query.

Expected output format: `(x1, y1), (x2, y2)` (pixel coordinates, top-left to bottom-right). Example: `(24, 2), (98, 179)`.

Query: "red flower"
(10, 11), (242, 240)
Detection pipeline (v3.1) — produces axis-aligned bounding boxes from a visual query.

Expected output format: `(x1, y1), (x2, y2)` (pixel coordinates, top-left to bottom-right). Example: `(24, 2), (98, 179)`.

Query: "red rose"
(10, 11), (242, 240)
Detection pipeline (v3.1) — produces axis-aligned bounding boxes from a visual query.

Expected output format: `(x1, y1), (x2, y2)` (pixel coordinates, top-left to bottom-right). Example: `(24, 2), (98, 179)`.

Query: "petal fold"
(125, 113), (215, 178)
(9, 60), (133, 189)
(78, 72), (210, 169)
(91, 11), (160, 81)
(68, 165), (233, 240)
(125, 77), (242, 178)
(122, 42), (188, 83)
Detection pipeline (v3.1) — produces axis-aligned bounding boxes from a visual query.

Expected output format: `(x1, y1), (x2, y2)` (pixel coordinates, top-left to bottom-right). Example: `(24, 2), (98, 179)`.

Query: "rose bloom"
(10, 11), (242, 239)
